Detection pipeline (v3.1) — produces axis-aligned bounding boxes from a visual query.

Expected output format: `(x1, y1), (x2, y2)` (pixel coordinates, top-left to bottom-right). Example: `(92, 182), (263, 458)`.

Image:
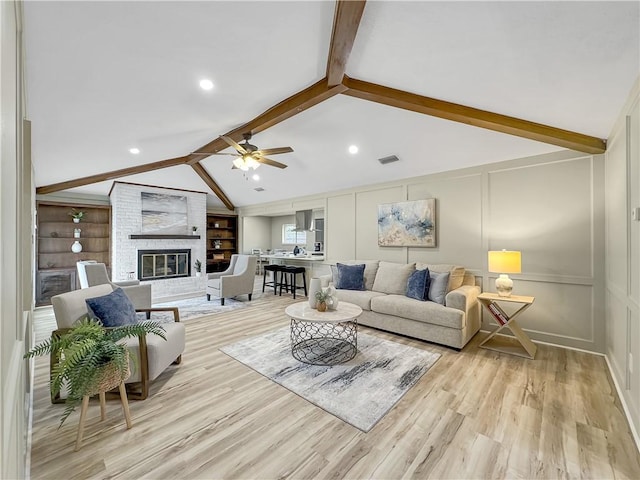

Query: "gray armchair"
(78, 262), (152, 311)
(206, 254), (257, 305)
(51, 284), (186, 400)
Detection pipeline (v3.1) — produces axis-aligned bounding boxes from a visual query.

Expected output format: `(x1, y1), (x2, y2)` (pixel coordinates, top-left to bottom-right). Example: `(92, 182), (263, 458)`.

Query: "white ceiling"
(24, 1), (640, 210)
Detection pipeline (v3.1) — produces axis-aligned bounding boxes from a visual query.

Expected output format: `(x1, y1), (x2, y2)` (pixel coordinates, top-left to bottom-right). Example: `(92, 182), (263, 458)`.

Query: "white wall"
(239, 149), (605, 353)
(242, 216), (272, 253)
(1, 1), (31, 477)
(605, 77), (640, 436)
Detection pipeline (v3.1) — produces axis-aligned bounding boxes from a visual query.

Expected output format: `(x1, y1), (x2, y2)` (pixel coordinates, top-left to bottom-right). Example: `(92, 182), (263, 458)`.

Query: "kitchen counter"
(260, 254), (325, 262)
(259, 254), (329, 285)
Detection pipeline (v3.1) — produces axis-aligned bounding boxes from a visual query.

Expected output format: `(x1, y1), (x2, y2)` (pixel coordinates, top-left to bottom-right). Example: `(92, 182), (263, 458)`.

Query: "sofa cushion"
(334, 263), (366, 290)
(417, 263), (465, 292)
(428, 271), (450, 305)
(335, 289), (386, 311)
(406, 268), (430, 301)
(371, 294), (465, 329)
(333, 260), (379, 290)
(85, 287), (137, 327)
(372, 262), (416, 295)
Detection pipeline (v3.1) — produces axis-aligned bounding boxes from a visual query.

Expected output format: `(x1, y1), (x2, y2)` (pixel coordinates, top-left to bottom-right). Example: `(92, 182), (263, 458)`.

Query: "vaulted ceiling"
(25, 1), (639, 210)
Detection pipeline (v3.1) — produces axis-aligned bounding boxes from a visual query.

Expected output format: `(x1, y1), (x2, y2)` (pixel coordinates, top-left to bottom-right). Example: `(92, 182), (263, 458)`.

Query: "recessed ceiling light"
(199, 79), (214, 91)
(348, 145), (359, 154)
(252, 174), (260, 181)
(129, 147), (140, 154)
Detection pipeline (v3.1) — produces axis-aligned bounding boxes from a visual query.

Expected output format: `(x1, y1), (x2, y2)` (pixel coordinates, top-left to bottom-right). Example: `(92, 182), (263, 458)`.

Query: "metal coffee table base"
(290, 318), (358, 365)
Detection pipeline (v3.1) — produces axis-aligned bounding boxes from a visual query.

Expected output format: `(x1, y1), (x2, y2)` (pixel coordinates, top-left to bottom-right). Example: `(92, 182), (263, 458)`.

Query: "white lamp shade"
(488, 250), (521, 274)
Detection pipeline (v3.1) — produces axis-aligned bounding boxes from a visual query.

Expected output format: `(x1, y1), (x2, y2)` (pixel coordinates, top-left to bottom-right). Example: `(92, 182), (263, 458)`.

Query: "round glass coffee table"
(285, 302), (363, 365)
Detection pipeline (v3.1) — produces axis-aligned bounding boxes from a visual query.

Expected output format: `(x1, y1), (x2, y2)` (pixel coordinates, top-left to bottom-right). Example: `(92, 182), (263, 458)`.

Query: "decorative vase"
(327, 295), (339, 311)
(71, 241), (83, 253)
(195, 271), (201, 277)
(317, 301), (327, 312)
(308, 278), (321, 309)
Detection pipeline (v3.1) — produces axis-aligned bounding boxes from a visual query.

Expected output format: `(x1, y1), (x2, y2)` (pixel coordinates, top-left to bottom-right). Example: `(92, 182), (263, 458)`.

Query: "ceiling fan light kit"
(221, 134), (292, 171)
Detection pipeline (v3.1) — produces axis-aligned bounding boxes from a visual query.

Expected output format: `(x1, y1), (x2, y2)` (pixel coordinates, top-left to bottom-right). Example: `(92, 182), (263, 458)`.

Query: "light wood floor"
(29, 279), (640, 479)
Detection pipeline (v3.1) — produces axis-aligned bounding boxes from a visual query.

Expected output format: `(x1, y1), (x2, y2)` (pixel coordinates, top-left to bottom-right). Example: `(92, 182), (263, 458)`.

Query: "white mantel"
(110, 182), (207, 301)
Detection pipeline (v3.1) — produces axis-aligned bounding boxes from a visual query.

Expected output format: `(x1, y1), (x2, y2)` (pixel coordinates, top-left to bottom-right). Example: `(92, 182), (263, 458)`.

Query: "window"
(282, 224), (306, 245)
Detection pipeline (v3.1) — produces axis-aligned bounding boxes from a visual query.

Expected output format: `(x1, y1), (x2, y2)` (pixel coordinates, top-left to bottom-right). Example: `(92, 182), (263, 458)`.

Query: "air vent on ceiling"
(378, 155), (399, 165)
(254, 187), (265, 192)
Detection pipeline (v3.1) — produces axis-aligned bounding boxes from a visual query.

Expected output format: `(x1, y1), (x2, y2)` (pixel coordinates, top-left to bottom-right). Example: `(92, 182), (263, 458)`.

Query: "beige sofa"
(320, 260), (481, 349)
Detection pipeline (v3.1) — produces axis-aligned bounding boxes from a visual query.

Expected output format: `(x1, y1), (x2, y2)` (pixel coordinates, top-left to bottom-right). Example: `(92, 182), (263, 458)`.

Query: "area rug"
(220, 327), (441, 432)
(138, 296), (248, 322)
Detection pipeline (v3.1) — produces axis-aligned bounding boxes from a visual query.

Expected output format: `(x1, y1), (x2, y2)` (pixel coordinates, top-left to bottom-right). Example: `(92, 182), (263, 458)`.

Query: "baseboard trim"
(604, 354), (640, 454)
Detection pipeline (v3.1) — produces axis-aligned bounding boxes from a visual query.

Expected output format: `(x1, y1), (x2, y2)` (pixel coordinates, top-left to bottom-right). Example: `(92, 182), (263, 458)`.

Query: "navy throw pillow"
(428, 271), (450, 305)
(86, 288), (137, 327)
(406, 268), (430, 301)
(335, 263), (366, 290)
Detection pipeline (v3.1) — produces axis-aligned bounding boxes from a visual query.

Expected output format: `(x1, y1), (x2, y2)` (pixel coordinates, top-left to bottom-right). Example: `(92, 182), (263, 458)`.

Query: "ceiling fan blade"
(257, 157), (288, 169)
(193, 152), (238, 156)
(256, 147), (294, 156)
(221, 135), (247, 155)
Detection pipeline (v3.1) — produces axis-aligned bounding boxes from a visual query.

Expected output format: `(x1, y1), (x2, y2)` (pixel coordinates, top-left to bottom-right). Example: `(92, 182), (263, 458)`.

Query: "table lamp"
(488, 250), (521, 297)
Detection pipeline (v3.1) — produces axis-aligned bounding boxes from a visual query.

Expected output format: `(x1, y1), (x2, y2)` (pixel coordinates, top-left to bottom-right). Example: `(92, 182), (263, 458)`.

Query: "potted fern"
(24, 317), (166, 427)
(194, 259), (202, 277)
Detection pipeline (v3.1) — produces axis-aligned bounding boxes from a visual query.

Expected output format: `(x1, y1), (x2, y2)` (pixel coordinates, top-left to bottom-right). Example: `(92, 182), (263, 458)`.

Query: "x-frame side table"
(478, 292), (537, 359)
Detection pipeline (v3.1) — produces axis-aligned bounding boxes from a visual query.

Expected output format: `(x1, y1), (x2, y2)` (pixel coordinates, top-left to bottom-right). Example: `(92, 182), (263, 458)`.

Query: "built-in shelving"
(36, 201), (111, 306)
(206, 213), (238, 273)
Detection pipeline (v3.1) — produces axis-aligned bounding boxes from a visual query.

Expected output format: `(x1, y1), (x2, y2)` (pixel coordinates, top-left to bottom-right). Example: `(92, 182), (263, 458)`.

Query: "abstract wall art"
(378, 199), (436, 247)
(141, 192), (188, 234)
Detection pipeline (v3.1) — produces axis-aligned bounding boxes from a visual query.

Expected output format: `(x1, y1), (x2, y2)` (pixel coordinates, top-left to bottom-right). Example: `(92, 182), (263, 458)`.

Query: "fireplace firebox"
(138, 249), (191, 280)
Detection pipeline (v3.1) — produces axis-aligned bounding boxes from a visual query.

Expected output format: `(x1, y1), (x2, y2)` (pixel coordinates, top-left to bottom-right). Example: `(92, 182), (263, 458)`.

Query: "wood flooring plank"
(28, 276), (640, 479)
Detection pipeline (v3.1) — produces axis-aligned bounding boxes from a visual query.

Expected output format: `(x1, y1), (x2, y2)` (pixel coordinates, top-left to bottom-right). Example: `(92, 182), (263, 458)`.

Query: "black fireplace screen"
(138, 249), (191, 280)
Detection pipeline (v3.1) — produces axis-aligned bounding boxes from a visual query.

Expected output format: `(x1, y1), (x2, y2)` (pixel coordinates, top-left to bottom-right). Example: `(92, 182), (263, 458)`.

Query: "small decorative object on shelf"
(69, 208), (84, 223)
(214, 240), (221, 249)
(315, 289), (329, 312)
(71, 240), (83, 253)
(214, 223), (220, 228)
(192, 226), (198, 235)
(74, 228), (81, 239)
(194, 259), (202, 277)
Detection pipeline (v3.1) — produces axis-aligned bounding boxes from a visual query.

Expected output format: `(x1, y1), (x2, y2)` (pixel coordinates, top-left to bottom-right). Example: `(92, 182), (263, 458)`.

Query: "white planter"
(308, 278), (321, 309)
(195, 271), (201, 277)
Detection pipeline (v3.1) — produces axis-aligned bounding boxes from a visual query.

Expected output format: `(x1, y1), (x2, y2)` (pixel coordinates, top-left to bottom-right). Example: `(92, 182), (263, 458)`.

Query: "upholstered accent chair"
(206, 254), (258, 305)
(77, 262), (152, 311)
(50, 284), (186, 400)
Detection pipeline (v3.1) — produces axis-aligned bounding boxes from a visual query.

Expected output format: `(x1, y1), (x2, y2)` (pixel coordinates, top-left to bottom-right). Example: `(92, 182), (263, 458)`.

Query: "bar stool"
(263, 264), (285, 295)
(279, 266), (307, 299)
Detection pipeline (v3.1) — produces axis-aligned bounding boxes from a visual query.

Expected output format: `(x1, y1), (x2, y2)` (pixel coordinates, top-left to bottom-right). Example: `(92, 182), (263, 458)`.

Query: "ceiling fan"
(215, 133), (293, 171)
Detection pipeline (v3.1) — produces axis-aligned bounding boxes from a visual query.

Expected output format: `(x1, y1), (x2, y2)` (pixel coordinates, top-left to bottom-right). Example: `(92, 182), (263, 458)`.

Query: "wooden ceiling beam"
(186, 78), (348, 164)
(326, 0), (367, 87)
(35, 156), (191, 195)
(190, 163), (234, 211)
(342, 76), (606, 154)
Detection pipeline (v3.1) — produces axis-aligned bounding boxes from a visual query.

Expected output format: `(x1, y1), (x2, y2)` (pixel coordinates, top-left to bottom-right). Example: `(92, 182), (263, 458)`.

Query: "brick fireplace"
(110, 182), (207, 301)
